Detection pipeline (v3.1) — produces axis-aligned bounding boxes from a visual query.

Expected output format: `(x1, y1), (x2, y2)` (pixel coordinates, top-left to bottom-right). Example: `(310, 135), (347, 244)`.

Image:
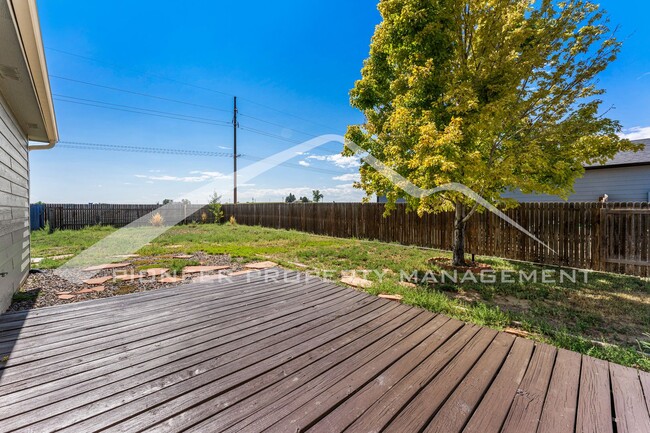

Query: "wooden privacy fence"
(40, 202), (650, 277)
(42, 203), (221, 230)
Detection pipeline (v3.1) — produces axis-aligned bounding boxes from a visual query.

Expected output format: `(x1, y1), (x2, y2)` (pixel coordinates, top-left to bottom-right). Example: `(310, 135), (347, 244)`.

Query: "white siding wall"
(503, 165), (650, 203)
(0, 92), (29, 312)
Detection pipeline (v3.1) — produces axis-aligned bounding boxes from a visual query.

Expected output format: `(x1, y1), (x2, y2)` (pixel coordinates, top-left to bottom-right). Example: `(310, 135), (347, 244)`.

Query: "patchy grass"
(11, 290), (39, 303)
(31, 223), (650, 370)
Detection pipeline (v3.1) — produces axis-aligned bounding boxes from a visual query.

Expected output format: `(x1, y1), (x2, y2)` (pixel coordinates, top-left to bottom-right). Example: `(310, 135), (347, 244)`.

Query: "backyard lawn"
(28, 223), (650, 371)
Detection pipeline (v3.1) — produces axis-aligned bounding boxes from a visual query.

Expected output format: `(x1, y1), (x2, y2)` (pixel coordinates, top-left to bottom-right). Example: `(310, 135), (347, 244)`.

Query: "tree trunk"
(452, 202), (467, 267)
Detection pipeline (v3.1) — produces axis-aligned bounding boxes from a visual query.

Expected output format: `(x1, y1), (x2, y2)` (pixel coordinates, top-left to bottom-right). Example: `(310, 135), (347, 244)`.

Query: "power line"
(49, 75), (231, 113)
(54, 94), (230, 123)
(54, 98), (230, 126)
(46, 47), (234, 97)
(55, 141), (350, 176)
(46, 47), (338, 131)
(57, 141), (236, 157)
(239, 125), (344, 156)
(238, 113), (319, 138)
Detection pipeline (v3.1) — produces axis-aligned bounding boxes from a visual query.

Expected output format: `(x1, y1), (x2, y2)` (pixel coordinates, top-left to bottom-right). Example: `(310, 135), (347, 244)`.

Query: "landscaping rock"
(341, 276), (373, 289)
(92, 286), (106, 292)
(173, 254), (194, 259)
(399, 281), (417, 289)
(31, 257), (44, 264)
(57, 294), (75, 300)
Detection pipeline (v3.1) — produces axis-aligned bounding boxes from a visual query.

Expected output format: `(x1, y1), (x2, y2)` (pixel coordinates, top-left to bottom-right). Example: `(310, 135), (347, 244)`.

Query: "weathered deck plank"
(0, 271), (646, 433)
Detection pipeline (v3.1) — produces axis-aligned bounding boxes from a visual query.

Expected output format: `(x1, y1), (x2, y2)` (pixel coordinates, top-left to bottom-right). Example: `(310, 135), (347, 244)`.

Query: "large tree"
(346, 0), (639, 266)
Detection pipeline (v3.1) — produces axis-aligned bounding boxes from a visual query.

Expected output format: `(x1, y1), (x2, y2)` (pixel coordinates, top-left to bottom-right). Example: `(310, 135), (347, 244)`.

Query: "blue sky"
(30, 0), (650, 204)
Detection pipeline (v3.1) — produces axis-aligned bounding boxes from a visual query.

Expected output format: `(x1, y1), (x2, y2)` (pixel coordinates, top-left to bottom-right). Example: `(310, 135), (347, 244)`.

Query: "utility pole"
(233, 96), (238, 204)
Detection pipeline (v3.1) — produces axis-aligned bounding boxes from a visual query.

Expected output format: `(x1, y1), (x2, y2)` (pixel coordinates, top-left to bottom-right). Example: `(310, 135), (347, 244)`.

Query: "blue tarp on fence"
(30, 204), (45, 231)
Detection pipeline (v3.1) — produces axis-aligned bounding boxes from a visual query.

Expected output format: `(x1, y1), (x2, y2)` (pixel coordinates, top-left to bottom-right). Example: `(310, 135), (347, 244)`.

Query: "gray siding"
(0, 91), (29, 313)
(503, 165), (650, 203)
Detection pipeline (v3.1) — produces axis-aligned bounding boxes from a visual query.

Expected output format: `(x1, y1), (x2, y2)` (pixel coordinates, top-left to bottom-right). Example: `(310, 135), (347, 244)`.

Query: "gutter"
(28, 140), (56, 151)
(9, 0), (59, 149)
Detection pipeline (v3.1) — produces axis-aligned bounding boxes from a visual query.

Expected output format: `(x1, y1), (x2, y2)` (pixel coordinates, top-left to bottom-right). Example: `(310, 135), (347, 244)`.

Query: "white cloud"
(134, 171), (231, 183)
(298, 160), (310, 167)
(307, 154), (360, 169)
(332, 173), (360, 182)
(619, 126), (650, 140)
(238, 184), (364, 203)
(148, 169), (162, 173)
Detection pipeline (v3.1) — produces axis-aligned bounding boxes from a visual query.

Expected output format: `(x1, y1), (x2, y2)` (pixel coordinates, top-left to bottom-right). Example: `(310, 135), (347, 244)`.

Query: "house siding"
(503, 165), (650, 202)
(0, 91), (29, 312)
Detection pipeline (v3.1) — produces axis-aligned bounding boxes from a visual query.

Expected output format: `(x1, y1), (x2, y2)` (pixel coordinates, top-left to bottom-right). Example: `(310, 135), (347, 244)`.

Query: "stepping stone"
(112, 254), (139, 259)
(49, 254), (74, 260)
(57, 294), (75, 300)
(92, 286), (106, 292)
(83, 276), (112, 285)
(288, 261), (309, 268)
(159, 276), (183, 283)
(341, 276), (373, 289)
(399, 281), (417, 289)
(244, 261), (278, 270)
(166, 245), (183, 248)
(173, 254), (194, 259)
(145, 268), (169, 277)
(55, 291), (71, 295)
(31, 257), (44, 264)
(504, 327), (532, 338)
(194, 274), (229, 282)
(229, 270), (255, 276)
(114, 274), (146, 281)
(182, 265), (230, 274)
(77, 288), (95, 294)
(378, 293), (403, 302)
(83, 263), (130, 272)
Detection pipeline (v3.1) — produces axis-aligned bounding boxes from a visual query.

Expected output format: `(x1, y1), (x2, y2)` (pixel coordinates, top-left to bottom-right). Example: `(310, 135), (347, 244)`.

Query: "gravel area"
(8, 253), (247, 312)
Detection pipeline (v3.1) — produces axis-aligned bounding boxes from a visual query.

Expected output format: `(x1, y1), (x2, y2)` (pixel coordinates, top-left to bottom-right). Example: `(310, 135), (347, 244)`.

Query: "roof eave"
(8, 0), (58, 147)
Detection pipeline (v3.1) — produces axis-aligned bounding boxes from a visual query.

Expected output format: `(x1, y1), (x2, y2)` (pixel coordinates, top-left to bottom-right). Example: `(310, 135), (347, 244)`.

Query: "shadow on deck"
(0, 271), (648, 432)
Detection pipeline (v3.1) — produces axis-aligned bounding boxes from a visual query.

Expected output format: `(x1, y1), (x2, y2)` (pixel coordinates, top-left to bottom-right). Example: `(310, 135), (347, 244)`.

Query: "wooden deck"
(0, 271), (649, 433)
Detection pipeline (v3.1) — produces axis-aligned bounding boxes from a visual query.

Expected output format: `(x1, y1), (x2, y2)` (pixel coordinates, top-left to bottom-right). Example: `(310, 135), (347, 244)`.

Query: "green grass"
(31, 223), (650, 371)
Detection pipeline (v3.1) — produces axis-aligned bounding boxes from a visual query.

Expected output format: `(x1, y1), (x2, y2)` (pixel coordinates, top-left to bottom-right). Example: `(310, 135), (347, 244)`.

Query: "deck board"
(0, 271), (646, 433)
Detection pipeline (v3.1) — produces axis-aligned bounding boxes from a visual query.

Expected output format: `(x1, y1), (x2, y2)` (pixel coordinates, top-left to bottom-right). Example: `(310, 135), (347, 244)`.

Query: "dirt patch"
(428, 257), (493, 274)
(493, 294), (532, 314)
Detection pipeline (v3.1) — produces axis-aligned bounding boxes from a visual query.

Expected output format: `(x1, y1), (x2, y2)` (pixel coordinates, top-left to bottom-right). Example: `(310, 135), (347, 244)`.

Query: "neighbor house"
(0, 0), (58, 311)
(503, 138), (650, 202)
(378, 138), (650, 204)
